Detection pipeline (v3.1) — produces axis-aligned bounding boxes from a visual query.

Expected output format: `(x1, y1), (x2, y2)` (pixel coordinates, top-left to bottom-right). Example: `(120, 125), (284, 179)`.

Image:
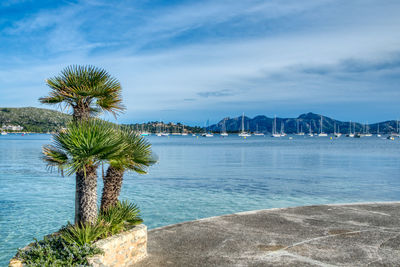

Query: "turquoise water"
(1, 134), (400, 265)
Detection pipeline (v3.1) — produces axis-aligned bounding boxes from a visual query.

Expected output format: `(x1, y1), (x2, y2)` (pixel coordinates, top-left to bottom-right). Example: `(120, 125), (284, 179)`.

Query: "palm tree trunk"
(100, 166), (124, 212)
(75, 165), (98, 225)
(73, 106), (90, 122)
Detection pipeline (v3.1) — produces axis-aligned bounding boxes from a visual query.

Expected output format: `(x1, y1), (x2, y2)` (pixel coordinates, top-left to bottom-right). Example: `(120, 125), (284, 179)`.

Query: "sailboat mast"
(320, 115), (323, 134)
(241, 113), (245, 133)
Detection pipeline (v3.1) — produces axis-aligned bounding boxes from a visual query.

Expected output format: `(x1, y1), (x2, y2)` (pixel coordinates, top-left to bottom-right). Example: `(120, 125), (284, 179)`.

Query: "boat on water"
(181, 125), (188, 136)
(271, 116), (281, 137)
(201, 133), (214, 137)
(363, 122), (372, 137)
(318, 115), (328, 137)
(295, 120), (305, 135)
(253, 124), (264, 136)
(307, 123), (314, 137)
(140, 124), (151, 136)
(280, 122), (287, 137)
(156, 121), (171, 136)
(221, 118), (228, 137)
(354, 133), (362, 138)
(377, 124), (381, 137)
(346, 121), (355, 137)
(0, 131), (7, 135)
(202, 119), (214, 137)
(334, 123), (342, 138)
(238, 113), (251, 137)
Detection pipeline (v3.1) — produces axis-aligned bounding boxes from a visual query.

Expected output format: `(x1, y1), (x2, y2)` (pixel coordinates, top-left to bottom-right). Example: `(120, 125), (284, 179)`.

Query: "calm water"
(1, 133), (400, 265)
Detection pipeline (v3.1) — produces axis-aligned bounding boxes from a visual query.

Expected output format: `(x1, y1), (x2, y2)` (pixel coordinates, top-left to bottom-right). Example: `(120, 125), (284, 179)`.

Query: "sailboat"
(156, 121), (162, 136)
(280, 122), (287, 137)
(201, 119), (214, 137)
(238, 113), (251, 137)
(221, 118), (228, 137)
(161, 123), (170, 136)
(0, 131), (7, 135)
(271, 116), (281, 137)
(364, 122), (372, 137)
(296, 120), (305, 135)
(308, 123), (313, 137)
(346, 120), (354, 137)
(140, 124), (150, 136)
(181, 125), (188, 136)
(377, 123), (381, 137)
(254, 124), (264, 136)
(318, 115), (328, 137)
(334, 123), (342, 138)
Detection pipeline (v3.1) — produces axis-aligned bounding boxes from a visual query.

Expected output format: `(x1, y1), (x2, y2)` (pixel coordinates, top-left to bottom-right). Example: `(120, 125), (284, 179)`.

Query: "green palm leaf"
(43, 119), (127, 176)
(39, 65), (125, 120)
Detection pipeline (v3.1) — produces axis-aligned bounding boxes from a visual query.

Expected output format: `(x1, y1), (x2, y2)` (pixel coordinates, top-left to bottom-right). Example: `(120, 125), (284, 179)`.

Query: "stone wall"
(9, 224), (147, 267)
(88, 224), (147, 267)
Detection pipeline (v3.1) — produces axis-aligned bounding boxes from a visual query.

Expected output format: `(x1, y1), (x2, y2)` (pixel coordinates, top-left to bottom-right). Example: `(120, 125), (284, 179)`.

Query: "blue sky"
(0, 0), (399, 125)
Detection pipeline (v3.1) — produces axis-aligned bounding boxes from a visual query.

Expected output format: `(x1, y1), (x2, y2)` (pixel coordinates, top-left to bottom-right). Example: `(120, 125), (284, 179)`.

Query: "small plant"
(17, 235), (102, 266)
(99, 200), (143, 236)
(60, 221), (108, 246)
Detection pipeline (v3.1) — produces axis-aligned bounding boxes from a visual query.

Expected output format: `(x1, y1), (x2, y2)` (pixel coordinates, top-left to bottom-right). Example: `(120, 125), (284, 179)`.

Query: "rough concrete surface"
(135, 202), (400, 267)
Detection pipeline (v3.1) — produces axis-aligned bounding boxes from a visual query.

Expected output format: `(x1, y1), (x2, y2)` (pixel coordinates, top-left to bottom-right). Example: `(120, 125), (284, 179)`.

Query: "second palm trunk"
(100, 166), (124, 212)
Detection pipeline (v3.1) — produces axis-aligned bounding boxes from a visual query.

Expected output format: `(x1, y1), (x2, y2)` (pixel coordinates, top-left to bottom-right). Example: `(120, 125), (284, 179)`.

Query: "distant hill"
(0, 107), (71, 132)
(208, 112), (399, 134)
(1, 108), (398, 135)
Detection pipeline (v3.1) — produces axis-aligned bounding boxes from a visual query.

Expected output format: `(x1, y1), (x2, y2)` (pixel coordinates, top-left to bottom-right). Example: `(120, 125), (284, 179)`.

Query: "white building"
(2, 125), (24, 131)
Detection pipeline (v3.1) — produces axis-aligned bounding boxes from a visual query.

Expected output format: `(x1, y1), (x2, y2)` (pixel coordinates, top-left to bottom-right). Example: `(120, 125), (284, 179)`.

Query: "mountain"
(208, 112), (399, 134)
(0, 107), (71, 132)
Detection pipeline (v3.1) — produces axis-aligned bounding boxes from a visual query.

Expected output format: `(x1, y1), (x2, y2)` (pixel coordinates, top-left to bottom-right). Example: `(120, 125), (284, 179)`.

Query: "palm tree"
(39, 65), (125, 224)
(100, 130), (154, 212)
(43, 120), (127, 224)
(39, 65), (124, 121)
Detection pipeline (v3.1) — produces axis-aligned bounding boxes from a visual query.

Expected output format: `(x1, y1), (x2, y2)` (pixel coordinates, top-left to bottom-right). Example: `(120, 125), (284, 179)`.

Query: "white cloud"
(1, 0), (400, 123)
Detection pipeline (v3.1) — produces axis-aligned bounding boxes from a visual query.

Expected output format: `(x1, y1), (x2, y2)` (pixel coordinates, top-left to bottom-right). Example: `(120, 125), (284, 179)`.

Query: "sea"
(1, 133), (399, 265)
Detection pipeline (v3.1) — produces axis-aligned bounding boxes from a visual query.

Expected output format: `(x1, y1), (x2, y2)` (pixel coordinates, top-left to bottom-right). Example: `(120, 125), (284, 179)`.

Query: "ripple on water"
(1, 135), (400, 265)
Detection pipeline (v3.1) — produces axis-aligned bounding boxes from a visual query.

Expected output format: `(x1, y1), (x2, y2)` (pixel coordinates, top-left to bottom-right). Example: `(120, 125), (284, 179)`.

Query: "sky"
(0, 0), (399, 125)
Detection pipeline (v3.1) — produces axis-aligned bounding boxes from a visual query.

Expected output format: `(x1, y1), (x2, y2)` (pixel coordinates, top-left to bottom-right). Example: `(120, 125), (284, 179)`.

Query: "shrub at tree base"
(17, 236), (102, 267)
(16, 201), (142, 266)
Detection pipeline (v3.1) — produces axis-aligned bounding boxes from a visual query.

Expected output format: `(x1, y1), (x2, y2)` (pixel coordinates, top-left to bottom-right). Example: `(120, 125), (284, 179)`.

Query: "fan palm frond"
(109, 129), (154, 172)
(43, 119), (127, 176)
(39, 65), (125, 120)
